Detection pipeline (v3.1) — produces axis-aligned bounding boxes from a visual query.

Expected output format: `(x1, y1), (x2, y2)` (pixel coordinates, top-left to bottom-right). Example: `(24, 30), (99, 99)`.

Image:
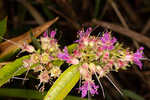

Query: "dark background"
(0, 0), (150, 100)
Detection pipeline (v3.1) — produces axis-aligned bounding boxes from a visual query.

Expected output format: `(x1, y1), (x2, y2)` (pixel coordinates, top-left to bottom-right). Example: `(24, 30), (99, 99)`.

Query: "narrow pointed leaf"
(0, 88), (88, 100)
(0, 17), (59, 61)
(44, 64), (80, 100)
(123, 89), (145, 100)
(0, 17), (7, 42)
(0, 55), (30, 87)
(67, 43), (78, 54)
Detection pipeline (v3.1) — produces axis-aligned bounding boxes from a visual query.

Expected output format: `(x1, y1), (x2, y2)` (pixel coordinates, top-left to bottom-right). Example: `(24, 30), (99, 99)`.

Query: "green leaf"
(65, 96), (88, 100)
(14, 63), (38, 76)
(44, 64), (80, 100)
(52, 60), (64, 67)
(67, 43), (78, 54)
(94, 0), (101, 18)
(123, 89), (145, 100)
(0, 88), (46, 99)
(42, 5), (55, 19)
(0, 88), (88, 100)
(0, 55), (30, 87)
(0, 17), (7, 41)
(0, 49), (19, 62)
(30, 31), (41, 50)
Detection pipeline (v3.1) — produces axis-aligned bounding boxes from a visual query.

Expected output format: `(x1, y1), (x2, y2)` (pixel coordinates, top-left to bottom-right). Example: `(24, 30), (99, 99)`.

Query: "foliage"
(44, 64), (80, 100)
(0, 88), (88, 100)
(0, 55), (30, 87)
(0, 17), (7, 42)
(0, 0), (149, 99)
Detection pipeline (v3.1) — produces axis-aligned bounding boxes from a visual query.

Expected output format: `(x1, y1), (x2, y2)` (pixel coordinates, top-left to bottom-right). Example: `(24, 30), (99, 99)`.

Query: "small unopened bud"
(96, 66), (105, 77)
(38, 71), (50, 83)
(33, 65), (43, 72)
(40, 53), (49, 64)
(30, 53), (40, 63)
(89, 41), (94, 47)
(68, 58), (79, 65)
(41, 37), (50, 50)
(124, 54), (133, 61)
(83, 41), (88, 46)
(22, 43), (35, 53)
(50, 67), (61, 77)
(23, 59), (32, 69)
(81, 63), (88, 69)
(89, 63), (96, 72)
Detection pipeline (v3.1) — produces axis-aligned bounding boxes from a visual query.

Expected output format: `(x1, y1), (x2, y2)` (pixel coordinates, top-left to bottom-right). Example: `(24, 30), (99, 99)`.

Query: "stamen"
(105, 75), (123, 95)
(94, 72), (105, 98)
(0, 36), (22, 48)
(37, 82), (42, 90)
(140, 58), (150, 61)
(79, 76), (82, 89)
(87, 81), (92, 100)
(12, 77), (29, 80)
(22, 68), (30, 85)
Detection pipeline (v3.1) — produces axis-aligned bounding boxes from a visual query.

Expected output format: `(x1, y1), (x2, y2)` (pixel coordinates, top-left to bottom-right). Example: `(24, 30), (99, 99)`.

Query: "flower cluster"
(22, 30), (62, 90)
(21, 27), (144, 97)
(58, 27), (144, 97)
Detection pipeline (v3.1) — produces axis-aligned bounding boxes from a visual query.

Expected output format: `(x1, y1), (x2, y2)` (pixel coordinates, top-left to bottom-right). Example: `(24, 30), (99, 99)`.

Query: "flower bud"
(50, 67), (61, 78)
(38, 71), (50, 83)
(40, 53), (49, 64)
(30, 53), (40, 63)
(96, 66), (105, 77)
(89, 63), (96, 73)
(41, 37), (50, 50)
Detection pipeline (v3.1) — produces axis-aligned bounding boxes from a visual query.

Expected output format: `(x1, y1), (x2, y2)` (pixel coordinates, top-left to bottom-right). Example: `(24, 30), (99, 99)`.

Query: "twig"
(48, 6), (80, 30)
(142, 71), (150, 75)
(106, 75), (123, 96)
(92, 19), (150, 48)
(108, 0), (128, 28)
(0, 17), (59, 58)
(17, 0), (45, 25)
(108, 0), (139, 48)
(141, 19), (150, 35)
(118, 0), (141, 25)
(99, 0), (109, 19)
(55, 0), (78, 22)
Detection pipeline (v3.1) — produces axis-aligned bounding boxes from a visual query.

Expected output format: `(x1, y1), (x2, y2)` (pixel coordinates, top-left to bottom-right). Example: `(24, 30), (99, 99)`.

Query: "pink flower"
(78, 81), (99, 98)
(100, 32), (116, 50)
(43, 31), (48, 37)
(75, 27), (92, 43)
(58, 47), (71, 61)
(38, 71), (50, 83)
(43, 30), (56, 38)
(67, 58), (79, 64)
(22, 43), (35, 53)
(23, 59), (32, 69)
(133, 47), (144, 69)
(78, 27), (92, 38)
(58, 47), (79, 64)
(50, 30), (56, 38)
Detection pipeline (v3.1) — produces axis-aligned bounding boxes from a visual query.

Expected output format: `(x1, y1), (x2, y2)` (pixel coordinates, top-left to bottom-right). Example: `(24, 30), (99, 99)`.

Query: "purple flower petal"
(63, 46), (68, 55)
(100, 32), (117, 50)
(50, 30), (56, 38)
(133, 47), (144, 69)
(85, 27), (92, 36)
(78, 81), (99, 98)
(57, 53), (70, 61)
(43, 31), (48, 37)
(57, 47), (71, 61)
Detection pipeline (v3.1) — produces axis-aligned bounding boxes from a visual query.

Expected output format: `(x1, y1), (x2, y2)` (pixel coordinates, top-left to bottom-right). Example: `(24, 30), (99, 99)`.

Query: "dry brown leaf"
(0, 17), (59, 59)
